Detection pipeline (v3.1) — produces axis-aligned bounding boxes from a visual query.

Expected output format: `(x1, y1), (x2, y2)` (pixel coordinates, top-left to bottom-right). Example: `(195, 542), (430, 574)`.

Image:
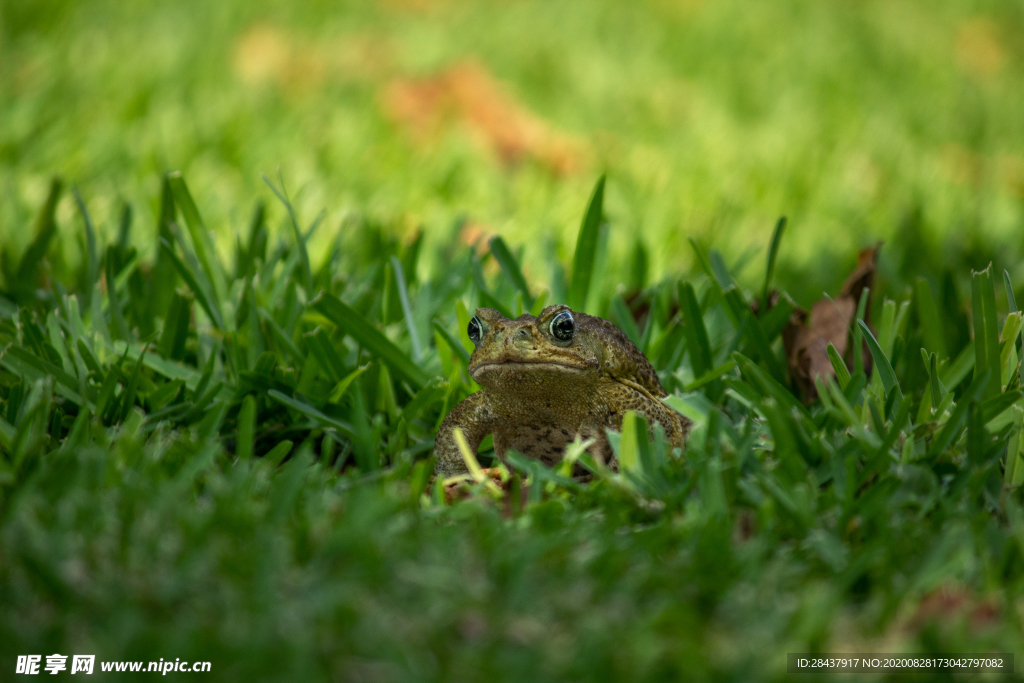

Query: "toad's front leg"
(434, 391), (498, 477)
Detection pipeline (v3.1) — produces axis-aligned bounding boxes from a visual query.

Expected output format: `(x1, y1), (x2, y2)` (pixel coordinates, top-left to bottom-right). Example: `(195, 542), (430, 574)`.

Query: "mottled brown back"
(575, 312), (667, 398)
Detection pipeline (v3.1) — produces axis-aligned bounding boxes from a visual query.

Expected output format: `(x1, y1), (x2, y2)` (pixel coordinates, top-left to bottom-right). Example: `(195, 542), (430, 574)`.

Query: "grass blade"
(972, 265), (1002, 401)
(104, 247), (132, 341)
(151, 176), (179, 313)
(390, 255), (423, 359)
(72, 186), (100, 289)
(867, 299), (896, 397)
(568, 174), (605, 311)
(261, 172), (313, 293)
(167, 172), (228, 307)
(470, 255), (513, 319)
(76, 339), (101, 376)
(940, 340), (975, 390)
(999, 312), (1022, 388)
(15, 178), (62, 292)
(0, 345), (94, 409)
(852, 287), (869, 376)
(268, 390), (355, 438)
(739, 306), (787, 385)
(1005, 269), (1018, 314)
(432, 320), (471, 367)
(926, 350), (947, 408)
(732, 352), (807, 418)
(1006, 406), (1024, 487)
(683, 360), (736, 391)
(688, 238), (717, 282)
(980, 388), (1022, 424)
(118, 346), (147, 423)
(312, 292), (431, 391)
(328, 364), (370, 404)
(826, 342), (851, 389)
(489, 236), (533, 308)
(678, 282), (713, 378)
(400, 376), (447, 423)
(147, 378), (184, 412)
(159, 239), (223, 329)
(455, 301), (476, 355)
(236, 395), (256, 460)
(610, 295), (642, 346)
(709, 250), (737, 290)
(196, 400), (229, 439)
(305, 327), (348, 383)
(761, 216), (786, 312)
(264, 440), (294, 467)
(858, 319), (902, 403)
(257, 308), (304, 366)
(760, 293), (797, 342)
(617, 410), (641, 475)
(927, 370), (988, 459)
(914, 277), (946, 360)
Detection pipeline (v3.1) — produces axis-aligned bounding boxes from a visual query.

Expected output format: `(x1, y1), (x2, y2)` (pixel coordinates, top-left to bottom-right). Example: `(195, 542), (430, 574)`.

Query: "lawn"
(2, 1), (1024, 681)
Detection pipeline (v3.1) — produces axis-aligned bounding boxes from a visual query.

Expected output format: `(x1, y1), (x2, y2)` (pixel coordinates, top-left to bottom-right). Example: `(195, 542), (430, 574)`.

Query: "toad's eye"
(468, 316), (483, 344)
(550, 310), (575, 342)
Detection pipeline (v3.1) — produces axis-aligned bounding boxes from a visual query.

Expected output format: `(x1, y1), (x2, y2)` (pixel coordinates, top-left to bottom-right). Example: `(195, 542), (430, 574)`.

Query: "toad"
(435, 305), (690, 476)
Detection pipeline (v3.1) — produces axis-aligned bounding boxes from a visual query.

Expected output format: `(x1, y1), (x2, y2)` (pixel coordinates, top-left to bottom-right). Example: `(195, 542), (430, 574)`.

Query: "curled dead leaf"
(782, 244), (880, 401)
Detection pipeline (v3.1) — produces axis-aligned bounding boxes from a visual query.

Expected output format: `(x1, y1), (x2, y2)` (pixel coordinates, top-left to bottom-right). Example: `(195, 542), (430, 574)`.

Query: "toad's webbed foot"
(433, 392), (497, 477)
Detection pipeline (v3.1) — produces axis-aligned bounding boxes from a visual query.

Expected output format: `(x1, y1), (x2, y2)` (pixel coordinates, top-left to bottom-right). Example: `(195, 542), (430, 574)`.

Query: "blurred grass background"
(3, 0), (1023, 302)
(4, 3), (1024, 679)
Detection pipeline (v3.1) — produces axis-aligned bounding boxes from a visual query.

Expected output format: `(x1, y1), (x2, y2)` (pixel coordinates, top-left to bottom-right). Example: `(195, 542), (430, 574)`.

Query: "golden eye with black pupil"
(550, 310), (575, 342)
(467, 316), (483, 344)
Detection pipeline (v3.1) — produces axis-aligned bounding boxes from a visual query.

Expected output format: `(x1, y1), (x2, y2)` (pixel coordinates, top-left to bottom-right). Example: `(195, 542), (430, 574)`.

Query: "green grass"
(3, 0), (1024, 303)
(3, 1), (1024, 680)
(1, 172), (1023, 681)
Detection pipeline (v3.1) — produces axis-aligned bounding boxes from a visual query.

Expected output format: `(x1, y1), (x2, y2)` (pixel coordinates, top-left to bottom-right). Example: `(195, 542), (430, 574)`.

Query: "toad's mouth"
(470, 359), (590, 378)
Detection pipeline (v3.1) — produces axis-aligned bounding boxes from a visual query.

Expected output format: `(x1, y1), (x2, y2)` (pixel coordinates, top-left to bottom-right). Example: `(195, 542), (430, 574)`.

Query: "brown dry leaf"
(907, 585), (1000, 631)
(838, 243), (879, 303)
(783, 244), (880, 402)
(382, 61), (587, 175)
